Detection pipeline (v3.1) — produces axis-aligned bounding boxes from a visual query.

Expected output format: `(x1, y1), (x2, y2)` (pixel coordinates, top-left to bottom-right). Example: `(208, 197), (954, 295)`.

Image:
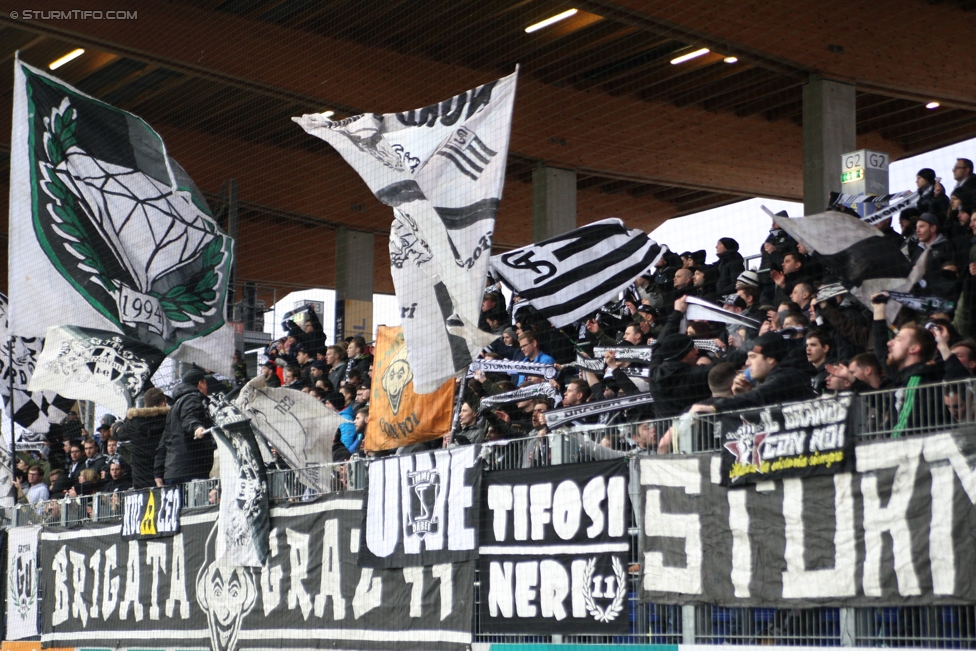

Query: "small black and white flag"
(29, 326), (165, 415)
(0, 293), (74, 434)
(490, 219), (666, 327)
(236, 377), (345, 493)
(208, 396), (271, 567)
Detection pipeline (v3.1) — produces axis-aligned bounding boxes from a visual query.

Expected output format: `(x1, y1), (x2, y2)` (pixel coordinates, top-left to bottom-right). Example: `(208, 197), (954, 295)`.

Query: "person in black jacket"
(648, 333), (712, 417)
(691, 332), (816, 413)
(715, 237), (745, 296)
(915, 168), (950, 220)
(154, 369), (216, 486)
(116, 387), (170, 490)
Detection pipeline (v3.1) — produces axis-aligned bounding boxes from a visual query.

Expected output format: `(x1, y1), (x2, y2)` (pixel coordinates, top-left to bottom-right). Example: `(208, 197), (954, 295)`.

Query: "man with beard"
(871, 294), (958, 432)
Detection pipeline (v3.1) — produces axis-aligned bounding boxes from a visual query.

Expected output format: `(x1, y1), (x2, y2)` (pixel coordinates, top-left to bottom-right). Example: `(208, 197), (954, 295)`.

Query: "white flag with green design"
(7, 59), (234, 374)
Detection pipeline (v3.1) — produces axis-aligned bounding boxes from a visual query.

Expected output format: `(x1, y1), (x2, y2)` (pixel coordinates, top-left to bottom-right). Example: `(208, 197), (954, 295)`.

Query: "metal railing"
(7, 377), (976, 647)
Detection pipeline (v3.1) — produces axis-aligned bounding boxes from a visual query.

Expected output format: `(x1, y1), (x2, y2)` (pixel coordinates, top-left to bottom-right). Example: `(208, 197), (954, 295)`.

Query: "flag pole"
(447, 367), (470, 445)
(7, 336), (15, 477)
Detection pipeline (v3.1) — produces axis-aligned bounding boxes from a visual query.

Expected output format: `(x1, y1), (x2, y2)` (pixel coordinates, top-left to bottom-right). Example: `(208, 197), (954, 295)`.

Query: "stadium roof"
(1, 0), (975, 292)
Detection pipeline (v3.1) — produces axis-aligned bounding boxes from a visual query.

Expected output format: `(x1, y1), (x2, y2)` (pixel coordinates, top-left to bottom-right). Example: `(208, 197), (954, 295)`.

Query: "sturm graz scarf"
(886, 291), (955, 314)
(469, 358), (557, 379)
(829, 190), (918, 225)
(478, 383), (562, 412)
(544, 393), (655, 429)
(594, 346), (655, 364)
(9, 60), (234, 370)
(569, 354), (607, 373)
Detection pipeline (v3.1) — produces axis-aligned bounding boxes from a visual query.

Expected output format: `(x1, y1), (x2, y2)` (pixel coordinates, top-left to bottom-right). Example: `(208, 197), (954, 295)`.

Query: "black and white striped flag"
(490, 219), (666, 327)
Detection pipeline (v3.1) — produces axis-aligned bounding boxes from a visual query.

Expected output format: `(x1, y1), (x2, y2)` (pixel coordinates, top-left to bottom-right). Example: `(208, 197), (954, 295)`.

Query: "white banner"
(6, 525), (41, 640)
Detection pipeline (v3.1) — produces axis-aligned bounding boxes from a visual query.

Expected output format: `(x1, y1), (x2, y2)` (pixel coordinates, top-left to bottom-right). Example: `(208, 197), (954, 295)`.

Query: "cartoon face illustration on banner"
(382, 344), (413, 415)
(196, 523), (257, 651)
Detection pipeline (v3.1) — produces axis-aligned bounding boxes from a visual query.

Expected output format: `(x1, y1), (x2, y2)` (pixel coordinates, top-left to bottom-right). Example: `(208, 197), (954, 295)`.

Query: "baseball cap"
(750, 333), (788, 362)
(182, 369), (212, 385)
(724, 294), (747, 309)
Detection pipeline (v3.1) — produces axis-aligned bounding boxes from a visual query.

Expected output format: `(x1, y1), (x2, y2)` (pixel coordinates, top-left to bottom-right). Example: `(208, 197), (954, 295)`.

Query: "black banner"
(40, 494), (474, 651)
(719, 394), (855, 487)
(639, 433), (976, 607)
(479, 459), (630, 634)
(121, 486), (182, 540)
(361, 446), (482, 569)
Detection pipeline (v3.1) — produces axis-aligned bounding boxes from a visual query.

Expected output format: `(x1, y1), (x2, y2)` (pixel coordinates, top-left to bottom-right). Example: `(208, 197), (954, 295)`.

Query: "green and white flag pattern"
(8, 59), (234, 374)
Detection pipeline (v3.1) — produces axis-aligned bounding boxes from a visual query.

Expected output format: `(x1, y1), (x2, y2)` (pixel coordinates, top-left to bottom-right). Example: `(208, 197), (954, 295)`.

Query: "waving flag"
(490, 219), (666, 327)
(236, 377), (343, 493)
(8, 59), (234, 374)
(763, 207), (911, 286)
(28, 326), (164, 415)
(295, 71), (518, 392)
(0, 294), (74, 433)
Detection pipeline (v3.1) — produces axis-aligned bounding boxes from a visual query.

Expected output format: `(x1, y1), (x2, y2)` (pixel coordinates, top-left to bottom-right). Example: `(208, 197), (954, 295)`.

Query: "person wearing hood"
(691, 332), (817, 413)
(691, 265), (719, 299)
(116, 387), (171, 490)
(154, 369), (216, 486)
(454, 399), (487, 445)
(715, 237), (745, 296)
(911, 212), (958, 301)
(648, 332), (712, 417)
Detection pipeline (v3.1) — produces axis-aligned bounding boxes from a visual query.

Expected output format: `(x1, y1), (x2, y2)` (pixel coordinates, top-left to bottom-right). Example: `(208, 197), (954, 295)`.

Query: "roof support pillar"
(532, 166), (577, 241)
(803, 77), (856, 214)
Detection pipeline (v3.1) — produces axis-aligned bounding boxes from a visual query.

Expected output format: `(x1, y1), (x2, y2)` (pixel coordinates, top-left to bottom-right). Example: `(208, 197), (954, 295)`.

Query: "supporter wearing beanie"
(648, 332), (712, 417)
(715, 237), (745, 296)
(916, 167), (949, 218)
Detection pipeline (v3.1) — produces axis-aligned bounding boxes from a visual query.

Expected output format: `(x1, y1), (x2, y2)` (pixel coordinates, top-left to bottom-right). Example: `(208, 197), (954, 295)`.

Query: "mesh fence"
(2, 2), (976, 649)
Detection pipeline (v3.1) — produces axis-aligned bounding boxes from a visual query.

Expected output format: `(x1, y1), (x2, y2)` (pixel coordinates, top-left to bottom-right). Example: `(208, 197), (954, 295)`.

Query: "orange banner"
(365, 326), (454, 451)
(2, 643), (70, 651)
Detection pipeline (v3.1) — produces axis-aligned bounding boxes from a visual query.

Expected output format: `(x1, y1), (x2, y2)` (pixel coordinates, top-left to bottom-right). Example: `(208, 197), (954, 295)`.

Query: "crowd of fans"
(11, 159), (976, 508)
(451, 158), (976, 458)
